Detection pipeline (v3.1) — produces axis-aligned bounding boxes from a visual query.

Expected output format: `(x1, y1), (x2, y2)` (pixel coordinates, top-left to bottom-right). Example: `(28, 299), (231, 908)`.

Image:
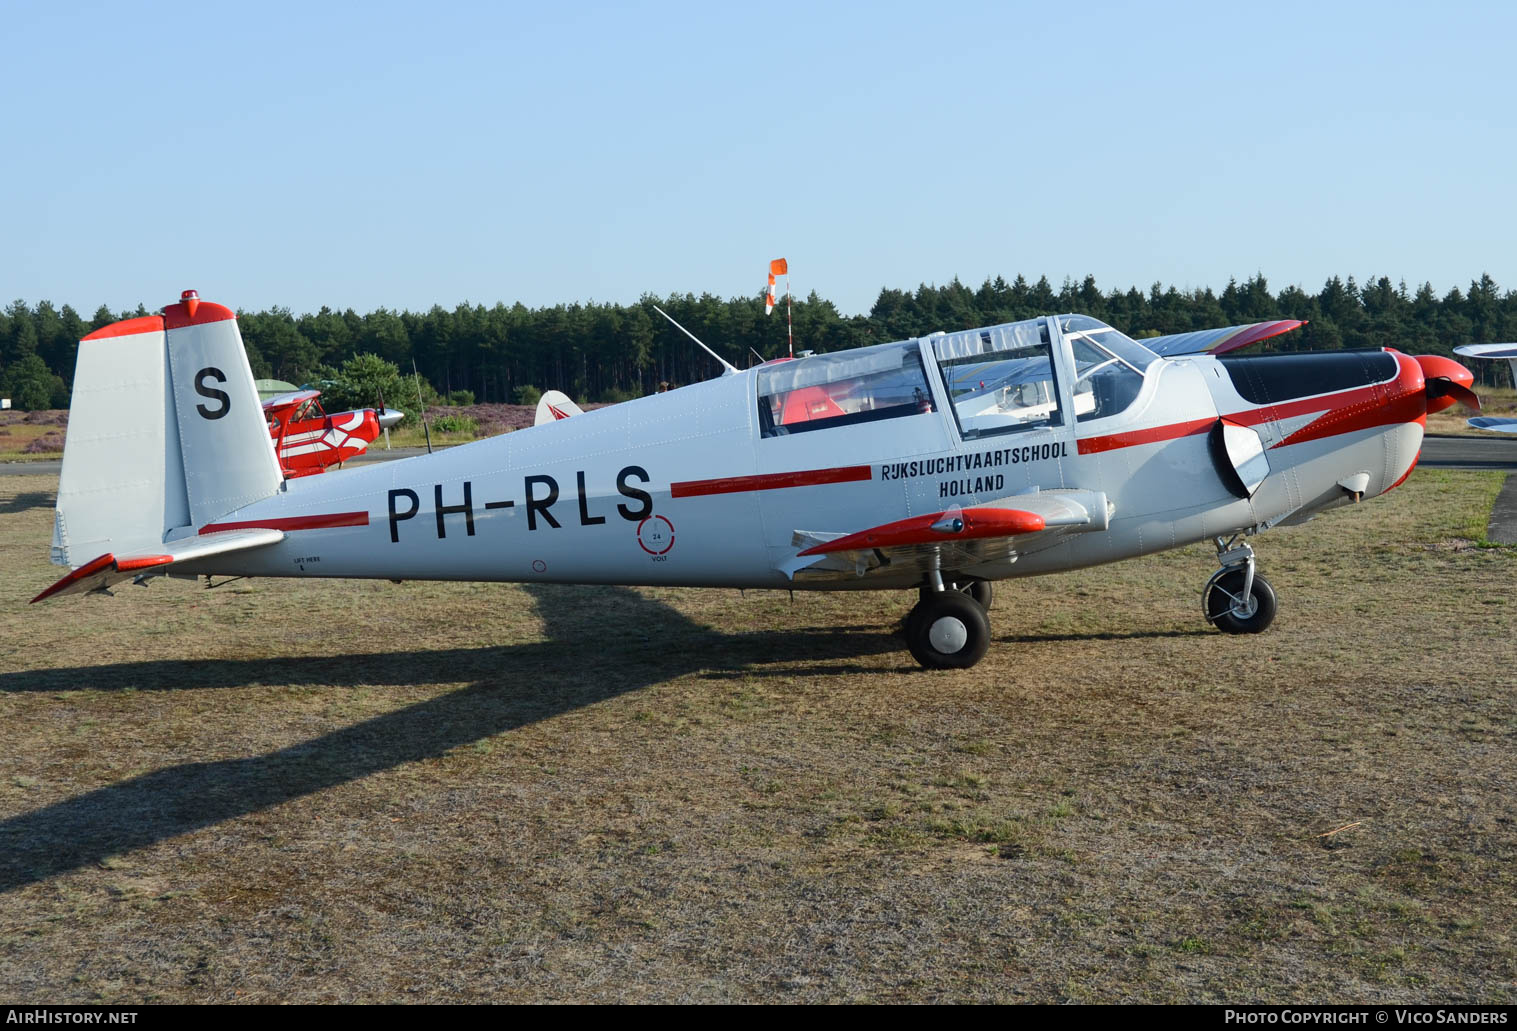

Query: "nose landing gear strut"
(1203, 535), (1277, 634)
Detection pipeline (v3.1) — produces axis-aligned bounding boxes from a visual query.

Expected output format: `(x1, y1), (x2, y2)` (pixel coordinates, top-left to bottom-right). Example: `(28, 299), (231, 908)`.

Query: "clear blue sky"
(4, 0), (1514, 318)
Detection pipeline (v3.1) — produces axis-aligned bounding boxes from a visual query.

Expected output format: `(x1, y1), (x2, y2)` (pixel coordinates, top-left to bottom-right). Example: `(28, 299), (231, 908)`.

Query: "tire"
(1205, 569), (1277, 634)
(907, 591), (991, 669)
(962, 580), (993, 610)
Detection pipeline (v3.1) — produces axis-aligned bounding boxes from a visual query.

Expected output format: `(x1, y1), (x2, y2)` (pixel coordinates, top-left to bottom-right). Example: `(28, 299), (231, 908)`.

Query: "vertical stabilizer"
(51, 292), (282, 569)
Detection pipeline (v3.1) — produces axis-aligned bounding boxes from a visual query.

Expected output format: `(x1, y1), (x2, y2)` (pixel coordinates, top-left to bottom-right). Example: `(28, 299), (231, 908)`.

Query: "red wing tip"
(1211, 319), (1308, 355)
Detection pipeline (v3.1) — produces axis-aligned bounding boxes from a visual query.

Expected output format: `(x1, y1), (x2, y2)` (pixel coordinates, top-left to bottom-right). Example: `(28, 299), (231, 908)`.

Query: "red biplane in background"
(262, 389), (401, 478)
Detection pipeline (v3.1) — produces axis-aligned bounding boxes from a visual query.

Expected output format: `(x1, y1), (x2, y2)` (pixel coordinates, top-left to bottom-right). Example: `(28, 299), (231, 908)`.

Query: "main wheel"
(1205, 569), (1277, 634)
(907, 591), (991, 669)
(918, 579), (993, 610)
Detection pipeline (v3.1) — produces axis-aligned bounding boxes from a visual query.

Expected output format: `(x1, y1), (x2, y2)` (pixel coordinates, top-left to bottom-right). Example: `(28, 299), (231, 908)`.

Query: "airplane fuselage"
(169, 341), (1426, 591)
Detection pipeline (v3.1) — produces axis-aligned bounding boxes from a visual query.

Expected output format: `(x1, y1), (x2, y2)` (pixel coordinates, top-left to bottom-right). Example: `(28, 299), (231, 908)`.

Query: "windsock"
(765, 258), (787, 315)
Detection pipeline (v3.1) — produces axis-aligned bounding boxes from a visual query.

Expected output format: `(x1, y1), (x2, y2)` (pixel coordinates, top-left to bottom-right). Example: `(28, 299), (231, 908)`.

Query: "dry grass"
(0, 470), (1513, 1003)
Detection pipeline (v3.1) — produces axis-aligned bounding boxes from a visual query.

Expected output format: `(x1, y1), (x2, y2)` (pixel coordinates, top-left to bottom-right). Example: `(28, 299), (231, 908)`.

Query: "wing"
(1454, 343), (1517, 360)
(262, 388), (322, 416)
(780, 489), (1110, 583)
(1145, 319), (1305, 357)
(1468, 417), (1517, 434)
(31, 527), (285, 602)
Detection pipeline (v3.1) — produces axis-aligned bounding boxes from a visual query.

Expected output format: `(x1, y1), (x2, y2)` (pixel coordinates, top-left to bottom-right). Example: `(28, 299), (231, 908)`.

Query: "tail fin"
(52, 292), (282, 568)
(534, 389), (584, 425)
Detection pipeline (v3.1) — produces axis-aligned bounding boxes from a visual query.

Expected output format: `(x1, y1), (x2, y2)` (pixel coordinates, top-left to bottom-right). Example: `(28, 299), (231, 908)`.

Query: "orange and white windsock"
(765, 258), (788, 315)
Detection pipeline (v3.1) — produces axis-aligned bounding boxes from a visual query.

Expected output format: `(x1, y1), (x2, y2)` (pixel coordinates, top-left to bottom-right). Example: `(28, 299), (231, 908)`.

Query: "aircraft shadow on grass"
(0, 585), (898, 893)
(0, 491), (55, 517)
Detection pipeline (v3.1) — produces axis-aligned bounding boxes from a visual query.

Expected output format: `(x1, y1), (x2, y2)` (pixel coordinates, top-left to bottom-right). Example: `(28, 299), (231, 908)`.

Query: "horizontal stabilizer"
(31, 527), (285, 603)
(1147, 320), (1305, 357)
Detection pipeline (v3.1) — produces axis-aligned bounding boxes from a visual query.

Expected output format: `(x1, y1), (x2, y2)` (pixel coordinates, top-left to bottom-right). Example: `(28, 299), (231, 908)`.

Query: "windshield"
(1059, 315), (1158, 372)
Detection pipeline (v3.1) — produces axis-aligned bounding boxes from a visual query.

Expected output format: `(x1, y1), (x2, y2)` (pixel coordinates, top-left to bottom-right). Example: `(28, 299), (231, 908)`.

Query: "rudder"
(162, 293), (283, 527)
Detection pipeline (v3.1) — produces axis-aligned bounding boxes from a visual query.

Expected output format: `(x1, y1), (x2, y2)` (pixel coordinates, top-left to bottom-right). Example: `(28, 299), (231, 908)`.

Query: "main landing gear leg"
(905, 567), (992, 669)
(918, 579), (993, 610)
(1203, 535), (1277, 634)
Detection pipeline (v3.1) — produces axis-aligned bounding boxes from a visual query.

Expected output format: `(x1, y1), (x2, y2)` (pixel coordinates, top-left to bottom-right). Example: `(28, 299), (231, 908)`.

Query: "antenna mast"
(652, 305), (738, 376)
(411, 360), (433, 454)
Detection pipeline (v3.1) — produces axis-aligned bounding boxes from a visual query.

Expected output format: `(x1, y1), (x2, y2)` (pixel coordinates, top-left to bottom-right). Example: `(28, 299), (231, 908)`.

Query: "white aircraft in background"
(1453, 344), (1517, 433)
(34, 292), (1479, 669)
(534, 390), (584, 426)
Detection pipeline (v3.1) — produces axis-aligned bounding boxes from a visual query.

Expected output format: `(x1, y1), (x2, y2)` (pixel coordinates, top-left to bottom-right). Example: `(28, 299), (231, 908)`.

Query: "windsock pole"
(786, 269), (793, 359)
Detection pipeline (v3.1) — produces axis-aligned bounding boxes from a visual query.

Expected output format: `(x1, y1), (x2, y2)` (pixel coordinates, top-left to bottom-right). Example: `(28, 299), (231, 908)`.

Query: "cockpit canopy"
(757, 315), (1157, 439)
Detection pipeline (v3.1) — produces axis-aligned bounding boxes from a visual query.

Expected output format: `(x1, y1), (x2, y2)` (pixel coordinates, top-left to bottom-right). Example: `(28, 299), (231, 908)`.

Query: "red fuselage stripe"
(1077, 418), (1214, 455)
(1077, 369), (1412, 455)
(199, 511), (370, 534)
(671, 465), (873, 498)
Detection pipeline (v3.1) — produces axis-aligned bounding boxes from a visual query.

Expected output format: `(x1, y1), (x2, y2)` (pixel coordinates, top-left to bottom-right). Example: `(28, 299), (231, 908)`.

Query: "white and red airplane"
(34, 290), (1479, 669)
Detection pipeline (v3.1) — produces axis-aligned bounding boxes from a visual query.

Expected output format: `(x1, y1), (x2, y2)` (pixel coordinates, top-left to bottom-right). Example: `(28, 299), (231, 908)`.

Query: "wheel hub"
(927, 616), (969, 653)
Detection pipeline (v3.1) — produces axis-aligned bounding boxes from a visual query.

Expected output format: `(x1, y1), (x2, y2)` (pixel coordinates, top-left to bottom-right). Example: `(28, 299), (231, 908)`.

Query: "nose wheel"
(1203, 536), (1277, 634)
(906, 588), (991, 669)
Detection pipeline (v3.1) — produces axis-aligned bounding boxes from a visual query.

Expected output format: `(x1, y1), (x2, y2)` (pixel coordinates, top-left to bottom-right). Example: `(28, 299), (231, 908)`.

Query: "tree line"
(3, 272), (1516, 409)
